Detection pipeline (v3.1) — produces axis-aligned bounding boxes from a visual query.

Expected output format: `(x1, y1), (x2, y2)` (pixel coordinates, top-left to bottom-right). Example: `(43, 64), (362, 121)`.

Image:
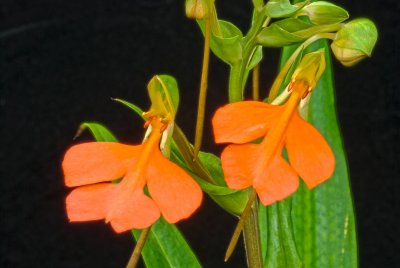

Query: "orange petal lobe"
(63, 142), (140, 187)
(220, 143), (260, 189)
(286, 113), (335, 189)
(212, 101), (282, 144)
(253, 157), (299, 206)
(107, 189), (160, 233)
(146, 149), (202, 224)
(66, 183), (117, 222)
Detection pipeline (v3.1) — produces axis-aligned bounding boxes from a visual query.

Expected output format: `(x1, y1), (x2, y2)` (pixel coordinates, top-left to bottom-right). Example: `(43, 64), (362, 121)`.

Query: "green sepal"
(75, 122), (118, 142)
(147, 74), (180, 121)
(265, 0), (310, 18)
(112, 98), (145, 119)
(298, 1), (349, 25)
(197, 19), (243, 65)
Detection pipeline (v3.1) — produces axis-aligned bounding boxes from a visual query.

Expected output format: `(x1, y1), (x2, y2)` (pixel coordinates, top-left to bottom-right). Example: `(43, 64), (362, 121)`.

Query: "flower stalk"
(193, 16), (211, 159)
(252, 64), (260, 101)
(229, 11), (270, 102)
(126, 227), (151, 268)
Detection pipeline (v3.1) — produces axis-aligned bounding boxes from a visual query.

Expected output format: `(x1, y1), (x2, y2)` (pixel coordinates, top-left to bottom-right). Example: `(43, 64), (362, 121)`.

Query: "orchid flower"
(212, 51), (335, 205)
(63, 81), (203, 233)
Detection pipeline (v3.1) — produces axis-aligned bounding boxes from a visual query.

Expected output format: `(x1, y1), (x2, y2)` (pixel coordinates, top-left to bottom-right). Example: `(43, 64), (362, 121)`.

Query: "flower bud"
(299, 1), (349, 25)
(185, 0), (209, 19)
(331, 18), (378, 67)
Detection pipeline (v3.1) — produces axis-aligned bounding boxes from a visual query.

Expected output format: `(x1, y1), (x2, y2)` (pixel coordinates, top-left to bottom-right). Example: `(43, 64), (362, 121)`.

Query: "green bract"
(198, 19), (243, 65)
(257, 18), (342, 47)
(331, 18), (378, 66)
(298, 1), (349, 25)
(265, 0), (310, 18)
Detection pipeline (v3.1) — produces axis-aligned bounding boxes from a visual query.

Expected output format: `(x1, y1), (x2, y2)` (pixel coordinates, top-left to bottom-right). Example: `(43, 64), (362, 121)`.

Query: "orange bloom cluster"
(213, 80), (335, 205)
(63, 117), (202, 233)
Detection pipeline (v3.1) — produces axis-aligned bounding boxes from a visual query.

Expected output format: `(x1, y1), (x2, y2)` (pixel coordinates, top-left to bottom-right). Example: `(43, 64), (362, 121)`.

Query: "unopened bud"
(299, 1), (349, 25)
(185, 0), (209, 19)
(331, 18), (378, 67)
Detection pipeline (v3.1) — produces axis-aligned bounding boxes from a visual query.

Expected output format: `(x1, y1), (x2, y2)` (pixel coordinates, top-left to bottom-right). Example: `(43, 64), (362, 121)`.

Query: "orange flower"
(63, 117), (202, 233)
(212, 80), (335, 206)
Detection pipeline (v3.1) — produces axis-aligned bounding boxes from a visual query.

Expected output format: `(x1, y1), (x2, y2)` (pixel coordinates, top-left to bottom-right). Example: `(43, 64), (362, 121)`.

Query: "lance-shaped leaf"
(261, 200), (302, 268)
(265, 0), (310, 18)
(79, 122), (202, 268)
(198, 19), (243, 65)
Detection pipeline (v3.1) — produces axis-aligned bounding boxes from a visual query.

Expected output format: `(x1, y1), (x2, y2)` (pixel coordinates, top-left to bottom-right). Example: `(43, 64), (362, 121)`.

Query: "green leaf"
(273, 36), (357, 268)
(265, 0), (309, 18)
(81, 122), (202, 268)
(262, 200), (302, 268)
(198, 19), (243, 65)
(132, 219), (201, 268)
(77, 122), (118, 142)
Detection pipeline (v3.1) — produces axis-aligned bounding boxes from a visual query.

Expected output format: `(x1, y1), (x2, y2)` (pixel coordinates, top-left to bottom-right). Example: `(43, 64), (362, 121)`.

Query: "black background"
(1, 0), (399, 267)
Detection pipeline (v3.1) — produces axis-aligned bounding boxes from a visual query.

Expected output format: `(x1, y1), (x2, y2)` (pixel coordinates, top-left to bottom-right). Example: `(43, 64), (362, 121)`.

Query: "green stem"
(252, 64), (260, 100)
(228, 64), (243, 102)
(243, 198), (263, 268)
(193, 17), (211, 159)
(126, 227), (151, 268)
(228, 11), (269, 102)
